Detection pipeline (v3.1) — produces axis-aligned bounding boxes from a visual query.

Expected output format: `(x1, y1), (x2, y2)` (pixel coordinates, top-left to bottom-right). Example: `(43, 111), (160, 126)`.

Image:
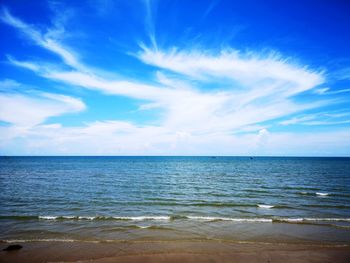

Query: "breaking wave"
(1, 215), (350, 223)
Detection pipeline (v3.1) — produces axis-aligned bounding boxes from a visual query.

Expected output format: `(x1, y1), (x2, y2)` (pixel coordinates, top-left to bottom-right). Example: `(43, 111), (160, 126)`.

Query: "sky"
(0, 0), (350, 156)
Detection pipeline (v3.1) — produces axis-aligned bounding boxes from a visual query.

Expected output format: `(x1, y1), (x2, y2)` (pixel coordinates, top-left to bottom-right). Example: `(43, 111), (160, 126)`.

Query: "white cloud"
(138, 47), (323, 92)
(313, 87), (330, 95)
(303, 120), (350, 126)
(279, 110), (350, 126)
(0, 78), (21, 89)
(9, 56), (327, 135)
(1, 8), (83, 70)
(6, 55), (41, 71)
(314, 87), (350, 95)
(332, 67), (350, 81)
(0, 90), (85, 127)
(143, 0), (157, 49)
(255, 129), (350, 156)
(280, 115), (315, 125)
(1, 121), (350, 156)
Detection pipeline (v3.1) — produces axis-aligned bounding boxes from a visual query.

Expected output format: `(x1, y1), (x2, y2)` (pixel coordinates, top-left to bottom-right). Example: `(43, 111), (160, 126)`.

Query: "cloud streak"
(138, 47), (323, 90)
(1, 7), (83, 70)
(280, 110), (350, 126)
(0, 89), (85, 127)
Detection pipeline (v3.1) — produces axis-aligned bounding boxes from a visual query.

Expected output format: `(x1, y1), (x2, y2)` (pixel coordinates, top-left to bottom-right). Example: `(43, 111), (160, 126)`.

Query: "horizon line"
(1, 155), (350, 158)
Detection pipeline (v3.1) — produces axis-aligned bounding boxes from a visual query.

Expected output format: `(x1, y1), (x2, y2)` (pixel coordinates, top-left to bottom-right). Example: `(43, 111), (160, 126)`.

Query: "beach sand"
(1, 241), (350, 263)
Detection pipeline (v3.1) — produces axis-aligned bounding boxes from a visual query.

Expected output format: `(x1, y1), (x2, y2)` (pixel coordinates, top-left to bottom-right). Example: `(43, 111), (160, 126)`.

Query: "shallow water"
(1, 156), (350, 243)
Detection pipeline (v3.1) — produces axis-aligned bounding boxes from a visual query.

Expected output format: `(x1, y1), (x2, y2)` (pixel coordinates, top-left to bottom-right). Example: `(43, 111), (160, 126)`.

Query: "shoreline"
(1, 240), (350, 263)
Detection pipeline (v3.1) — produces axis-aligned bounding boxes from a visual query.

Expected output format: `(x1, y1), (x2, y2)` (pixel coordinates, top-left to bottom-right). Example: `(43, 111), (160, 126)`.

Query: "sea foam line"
(1, 239), (79, 243)
(38, 216), (170, 221)
(186, 216), (272, 222)
(37, 215), (273, 222)
(33, 216), (350, 223)
(1, 215), (349, 223)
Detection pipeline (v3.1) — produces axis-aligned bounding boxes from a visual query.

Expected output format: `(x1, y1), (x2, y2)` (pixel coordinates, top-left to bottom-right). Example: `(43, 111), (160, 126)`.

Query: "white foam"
(187, 216), (220, 221)
(274, 218), (350, 223)
(39, 216), (58, 220)
(113, 216), (170, 221)
(304, 218), (350, 222)
(2, 239), (78, 243)
(39, 216), (79, 220)
(33, 215), (350, 223)
(257, 204), (274, 209)
(39, 215), (171, 221)
(78, 216), (95, 220)
(38, 215), (272, 222)
(138, 225), (150, 229)
(276, 218), (304, 223)
(187, 216), (272, 222)
(316, 192), (329, 196)
(228, 218), (272, 223)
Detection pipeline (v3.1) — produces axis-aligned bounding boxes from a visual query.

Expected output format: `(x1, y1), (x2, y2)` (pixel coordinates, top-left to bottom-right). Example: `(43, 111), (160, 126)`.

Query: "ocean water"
(1, 156), (350, 244)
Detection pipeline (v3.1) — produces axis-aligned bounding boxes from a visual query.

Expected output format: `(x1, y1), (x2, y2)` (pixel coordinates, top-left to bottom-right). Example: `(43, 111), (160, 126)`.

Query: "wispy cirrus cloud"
(331, 67), (350, 81)
(143, 0), (157, 49)
(0, 78), (21, 89)
(1, 7), (83, 70)
(138, 47), (323, 90)
(314, 87), (350, 95)
(280, 110), (350, 126)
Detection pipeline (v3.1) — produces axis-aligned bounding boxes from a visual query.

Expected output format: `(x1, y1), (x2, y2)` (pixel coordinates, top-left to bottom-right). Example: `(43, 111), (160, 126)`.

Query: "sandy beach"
(1, 241), (350, 263)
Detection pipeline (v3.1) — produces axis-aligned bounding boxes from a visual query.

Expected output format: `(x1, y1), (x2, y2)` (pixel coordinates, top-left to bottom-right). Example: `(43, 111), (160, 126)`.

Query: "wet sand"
(1, 241), (350, 263)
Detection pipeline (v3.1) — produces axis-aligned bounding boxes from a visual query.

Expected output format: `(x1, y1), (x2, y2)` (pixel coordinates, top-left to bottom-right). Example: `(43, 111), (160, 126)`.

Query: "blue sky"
(0, 0), (350, 156)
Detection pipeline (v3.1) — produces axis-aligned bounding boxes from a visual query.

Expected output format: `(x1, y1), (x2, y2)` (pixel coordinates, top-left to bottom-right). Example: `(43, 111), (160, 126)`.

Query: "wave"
(186, 216), (272, 222)
(298, 191), (311, 195)
(111, 224), (174, 230)
(316, 192), (329, 196)
(136, 225), (174, 230)
(98, 200), (317, 208)
(38, 216), (170, 221)
(257, 204), (274, 209)
(298, 192), (331, 196)
(272, 218), (350, 223)
(36, 215), (273, 222)
(1, 215), (350, 223)
(0, 239), (81, 243)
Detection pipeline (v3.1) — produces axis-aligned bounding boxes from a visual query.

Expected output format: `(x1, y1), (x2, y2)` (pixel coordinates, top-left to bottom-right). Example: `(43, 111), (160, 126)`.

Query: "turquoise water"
(1, 156), (350, 244)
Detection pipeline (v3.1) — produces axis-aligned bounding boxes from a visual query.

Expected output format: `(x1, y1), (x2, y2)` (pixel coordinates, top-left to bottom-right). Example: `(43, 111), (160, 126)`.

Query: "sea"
(1, 156), (350, 244)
